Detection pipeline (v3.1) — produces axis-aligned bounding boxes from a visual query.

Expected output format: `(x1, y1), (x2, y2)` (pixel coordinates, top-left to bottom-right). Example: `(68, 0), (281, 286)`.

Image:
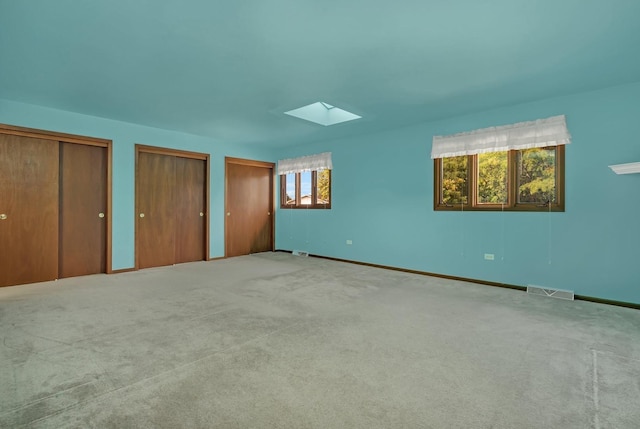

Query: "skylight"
(284, 102), (361, 126)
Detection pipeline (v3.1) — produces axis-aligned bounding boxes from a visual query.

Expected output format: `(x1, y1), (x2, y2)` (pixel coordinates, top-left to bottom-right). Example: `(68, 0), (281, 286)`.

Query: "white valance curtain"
(431, 115), (571, 159)
(277, 152), (332, 175)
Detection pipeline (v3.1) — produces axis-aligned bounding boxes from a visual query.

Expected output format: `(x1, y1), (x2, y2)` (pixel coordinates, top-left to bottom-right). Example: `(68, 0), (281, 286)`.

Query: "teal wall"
(275, 82), (640, 304)
(0, 99), (273, 270)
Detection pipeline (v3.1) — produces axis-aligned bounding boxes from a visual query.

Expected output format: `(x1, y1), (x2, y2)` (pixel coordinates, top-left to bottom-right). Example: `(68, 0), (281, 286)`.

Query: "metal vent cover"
(527, 285), (574, 301)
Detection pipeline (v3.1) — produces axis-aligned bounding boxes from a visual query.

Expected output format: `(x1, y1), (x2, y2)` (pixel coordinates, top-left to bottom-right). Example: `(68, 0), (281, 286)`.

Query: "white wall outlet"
(484, 253), (495, 260)
(346, 240), (353, 245)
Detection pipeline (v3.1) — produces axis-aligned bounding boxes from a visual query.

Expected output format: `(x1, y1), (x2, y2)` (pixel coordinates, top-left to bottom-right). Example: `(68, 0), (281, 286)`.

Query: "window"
(434, 146), (564, 211)
(278, 152), (332, 209)
(431, 115), (570, 212)
(280, 169), (331, 208)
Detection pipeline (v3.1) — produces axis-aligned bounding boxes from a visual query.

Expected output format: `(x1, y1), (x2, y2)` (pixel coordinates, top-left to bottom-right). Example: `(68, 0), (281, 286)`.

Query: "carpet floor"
(1, 252), (639, 428)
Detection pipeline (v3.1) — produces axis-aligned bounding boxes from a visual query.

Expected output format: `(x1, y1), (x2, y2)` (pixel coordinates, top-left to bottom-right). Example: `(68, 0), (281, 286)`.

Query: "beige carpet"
(1, 252), (639, 428)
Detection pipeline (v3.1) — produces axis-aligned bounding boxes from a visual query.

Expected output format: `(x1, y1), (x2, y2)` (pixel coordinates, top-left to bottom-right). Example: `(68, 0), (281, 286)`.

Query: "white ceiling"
(1, 0), (640, 147)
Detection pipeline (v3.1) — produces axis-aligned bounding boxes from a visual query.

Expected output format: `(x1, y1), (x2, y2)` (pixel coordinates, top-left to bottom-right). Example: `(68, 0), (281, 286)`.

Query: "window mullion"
(311, 171), (318, 208)
(281, 175), (286, 207)
(556, 145), (565, 211)
(469, 155), (478, 208)
(508, 150), (517, 208)
(434, 159), (442, 207)
(295, 173), (301, 207)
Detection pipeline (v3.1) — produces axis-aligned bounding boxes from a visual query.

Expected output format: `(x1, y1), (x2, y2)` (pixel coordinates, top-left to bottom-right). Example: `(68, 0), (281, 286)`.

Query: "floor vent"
(527, 285), (574, 301)
(292, 250), (309, 257)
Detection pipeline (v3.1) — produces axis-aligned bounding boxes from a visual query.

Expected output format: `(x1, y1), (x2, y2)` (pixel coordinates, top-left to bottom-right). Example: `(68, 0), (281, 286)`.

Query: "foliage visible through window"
(281, 170), (331, 209)
(478, 152), (508, 204)
(435, 146), (564, 211)
(518, 147), (557, 204)
(442, 156), (468, 205)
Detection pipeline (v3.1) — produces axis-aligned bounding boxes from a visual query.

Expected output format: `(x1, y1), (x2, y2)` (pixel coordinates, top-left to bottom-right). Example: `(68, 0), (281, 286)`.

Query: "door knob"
(268, 212), (271, 215)
(227, 212), (231, 216)
(199, 212), (204, 217)
(139, 213), (145, 218)
(0, 214), (6, 220)
(98, 212), (105, 218)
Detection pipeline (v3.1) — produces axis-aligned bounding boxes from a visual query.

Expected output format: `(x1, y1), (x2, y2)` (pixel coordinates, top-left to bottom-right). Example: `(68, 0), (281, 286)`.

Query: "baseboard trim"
(308, 253), (526, 291)
(574, 295), (640, 310)
(275, 249), (640, 310)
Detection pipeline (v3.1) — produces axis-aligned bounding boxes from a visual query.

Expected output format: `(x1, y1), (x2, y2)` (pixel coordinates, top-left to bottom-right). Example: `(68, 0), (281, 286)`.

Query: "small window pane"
(285, 173), (296, 205)
(478, 152), (508, 204)
(518, 147), (556, 204)
(441, 156), (468, 205)
(316, 170), (330, 205)
(300, 171), (312, 205)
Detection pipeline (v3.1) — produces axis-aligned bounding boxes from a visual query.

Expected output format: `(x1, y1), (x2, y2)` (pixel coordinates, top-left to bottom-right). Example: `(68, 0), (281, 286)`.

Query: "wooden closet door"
(137, 152), (176, 269)
(225, 160), (273, 257)
(175, 157), (206, 263)
(59, 143), (107, 278)
(0, 134), (59, 287)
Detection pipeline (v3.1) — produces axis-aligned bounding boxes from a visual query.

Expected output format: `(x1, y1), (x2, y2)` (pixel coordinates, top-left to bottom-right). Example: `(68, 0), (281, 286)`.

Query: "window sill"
(280, 205), (332, 210)
(434, 205), (564, 212)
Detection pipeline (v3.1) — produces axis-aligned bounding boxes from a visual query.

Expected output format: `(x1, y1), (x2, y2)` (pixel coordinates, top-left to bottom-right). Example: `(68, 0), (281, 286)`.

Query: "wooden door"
(175, 157), (206, 263)
(59, 143), (107, 278)
(0, 134), (59, 287)
(225, 158), (274, 257)
(137, 152), (176, 269)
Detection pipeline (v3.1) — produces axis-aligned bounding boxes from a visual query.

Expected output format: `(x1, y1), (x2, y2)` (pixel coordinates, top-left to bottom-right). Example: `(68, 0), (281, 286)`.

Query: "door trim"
(135, 144), (210, 269)
(224, 157), (275, 257)
(0, 123), (113, 274)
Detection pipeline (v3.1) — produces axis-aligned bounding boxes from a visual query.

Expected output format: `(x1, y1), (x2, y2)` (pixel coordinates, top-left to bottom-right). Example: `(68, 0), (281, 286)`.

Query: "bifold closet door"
(137, 152), (176, 269)
(0, 134), (59, 287)
(174, 157), (206, 263)
(59, 143), (107, 278)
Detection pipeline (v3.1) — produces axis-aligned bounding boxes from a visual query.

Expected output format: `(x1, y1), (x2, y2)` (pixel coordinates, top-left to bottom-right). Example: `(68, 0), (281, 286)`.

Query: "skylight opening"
(285, 102), (361, 126)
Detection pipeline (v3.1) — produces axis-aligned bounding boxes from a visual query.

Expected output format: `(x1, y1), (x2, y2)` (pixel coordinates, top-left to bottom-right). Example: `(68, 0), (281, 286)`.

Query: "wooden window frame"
(434, 146), (565, 212)
(280, 170), (332, 209)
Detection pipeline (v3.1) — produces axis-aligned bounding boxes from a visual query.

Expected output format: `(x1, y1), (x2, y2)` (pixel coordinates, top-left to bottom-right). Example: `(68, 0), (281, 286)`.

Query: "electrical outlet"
(346, 240), (353, 245)
(484, 253), (495, 260)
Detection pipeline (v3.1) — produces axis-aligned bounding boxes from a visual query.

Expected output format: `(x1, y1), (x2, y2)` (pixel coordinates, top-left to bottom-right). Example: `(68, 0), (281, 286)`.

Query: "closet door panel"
(137, 152), (176, 269)
(0, 134), (59, 287)
(225, 161), (273, 257)
(175, 157), (206, 263)
(59, 143), (107, 278)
